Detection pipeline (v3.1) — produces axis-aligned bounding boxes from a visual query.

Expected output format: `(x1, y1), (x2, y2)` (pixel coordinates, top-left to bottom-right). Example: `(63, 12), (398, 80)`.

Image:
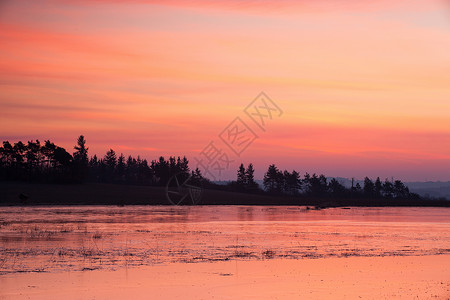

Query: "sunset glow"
(1, 0), (449, 180)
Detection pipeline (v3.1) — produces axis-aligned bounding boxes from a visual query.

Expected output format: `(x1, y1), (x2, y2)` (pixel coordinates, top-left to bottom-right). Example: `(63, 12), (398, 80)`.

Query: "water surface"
(1, 206), (449, 274)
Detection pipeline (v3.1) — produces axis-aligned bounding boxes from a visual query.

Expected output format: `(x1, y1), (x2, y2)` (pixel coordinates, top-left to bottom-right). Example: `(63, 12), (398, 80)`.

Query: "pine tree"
(73, 135), (89, 182)
(383, 179), (394, 198)
(363, 177), (375, 197)
(374, 177), (382, 196)
(104, 149), (117, 182)
(284, 170), (301, 195)
(245, 163), (258, 190)
(73, 135), (88, 166)
(237, 163), (246, 188)
(263, 164), (282, 194)
(117, 153), (126, 181)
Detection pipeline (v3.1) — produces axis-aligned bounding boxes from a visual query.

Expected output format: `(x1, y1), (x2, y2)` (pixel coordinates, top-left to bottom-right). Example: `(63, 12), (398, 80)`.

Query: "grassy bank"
(0, 181), (449, 207)
(0, 181), (287, 206)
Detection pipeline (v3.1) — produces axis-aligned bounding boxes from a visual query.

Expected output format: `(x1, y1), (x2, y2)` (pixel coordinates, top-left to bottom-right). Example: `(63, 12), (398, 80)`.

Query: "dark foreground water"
(0, 206), (449, 274)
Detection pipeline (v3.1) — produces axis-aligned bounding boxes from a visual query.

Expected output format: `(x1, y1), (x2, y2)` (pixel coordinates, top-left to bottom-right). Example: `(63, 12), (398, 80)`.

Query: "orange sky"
(1, 0), (449, 181)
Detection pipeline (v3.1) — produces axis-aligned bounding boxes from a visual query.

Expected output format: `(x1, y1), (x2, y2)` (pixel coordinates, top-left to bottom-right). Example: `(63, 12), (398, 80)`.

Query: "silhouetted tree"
(176, 156), (189, 174)
(264, 164), (283, 194)
(125, 155), (137, 182)
(54, 147), (72, 166)
(363, 177), (375, 197)
(73, 136), (88, 164)
(73, 135), (89, 182)
(283, 170), (301, 195)
(374, 177), (383, 196)
(158, 156), (170, 184)
(26, 140), (42, 179)
(383, 179), (394, 198)
(328, 178), (346, 197)
(13, 142), (26, 166)
(245, 163), (259, 191)
(42, 140), (57, 169)
(1, 141), (13, 167)
(52, 146), (73, 182)
(137, 156), (152, 184)
(103, 149), (117, 182)
(304, 173), (328, 196)
(11, 141), (26, 179)
(104, 149), (116, 168)
(236, 163), (246, 189)
(190, 167), (205, 186)
(88, 155), (99, 181)
(151, 156), (188, 185)
(117, 153), (126, 181)
(393, 180), (409, 199)
(229, 163), (260, 192)
(0, 141), (12, 180)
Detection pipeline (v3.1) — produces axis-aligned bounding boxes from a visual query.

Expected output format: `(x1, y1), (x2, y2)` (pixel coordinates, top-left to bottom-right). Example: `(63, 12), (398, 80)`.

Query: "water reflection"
(0, 206), (449, 274)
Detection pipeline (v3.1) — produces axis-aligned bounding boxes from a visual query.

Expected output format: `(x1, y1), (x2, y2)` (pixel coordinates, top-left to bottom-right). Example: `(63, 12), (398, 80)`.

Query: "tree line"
(0, 137), (85, 183)
(258, 164), (417, 200)
(0, 136), (203, 186)
(0, 135), (423, 201)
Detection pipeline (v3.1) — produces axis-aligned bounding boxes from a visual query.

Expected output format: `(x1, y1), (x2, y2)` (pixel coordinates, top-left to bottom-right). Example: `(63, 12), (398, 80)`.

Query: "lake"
(1, 206), (449, 274)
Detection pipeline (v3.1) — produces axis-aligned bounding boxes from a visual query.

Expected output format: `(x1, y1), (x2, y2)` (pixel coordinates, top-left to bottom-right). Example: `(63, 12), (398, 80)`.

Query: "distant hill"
(405, 181), (450, 199)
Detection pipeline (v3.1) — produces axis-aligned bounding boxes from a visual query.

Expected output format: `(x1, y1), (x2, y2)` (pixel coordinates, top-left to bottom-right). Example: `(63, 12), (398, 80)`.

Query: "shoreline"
(1, 181), (449, 207)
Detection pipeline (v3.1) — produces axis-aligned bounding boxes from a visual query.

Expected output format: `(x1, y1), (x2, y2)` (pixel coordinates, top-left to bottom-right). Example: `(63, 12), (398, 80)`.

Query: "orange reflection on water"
(0, 206), (449, 275)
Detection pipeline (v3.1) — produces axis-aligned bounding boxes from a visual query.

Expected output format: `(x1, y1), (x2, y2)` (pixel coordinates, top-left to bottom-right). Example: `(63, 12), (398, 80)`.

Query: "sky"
(1, 0), (449, 181)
